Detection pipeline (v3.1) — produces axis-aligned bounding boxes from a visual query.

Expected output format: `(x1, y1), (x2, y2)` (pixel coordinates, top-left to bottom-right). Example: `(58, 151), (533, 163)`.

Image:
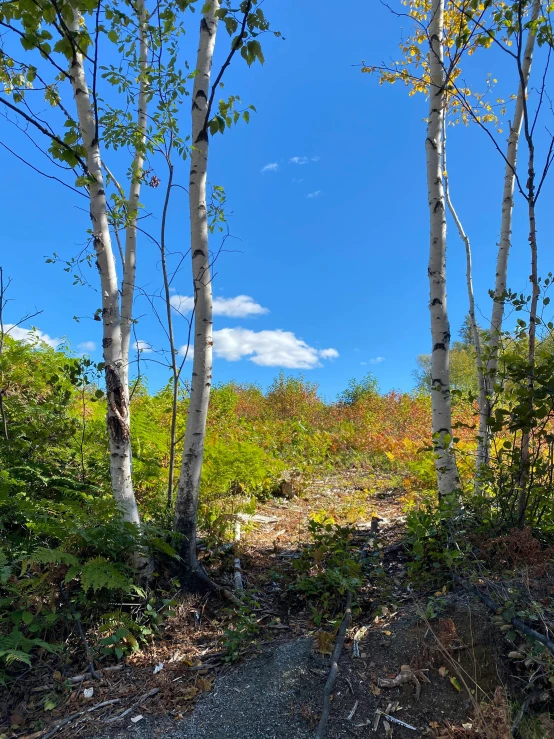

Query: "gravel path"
(93, 638), (320, 739)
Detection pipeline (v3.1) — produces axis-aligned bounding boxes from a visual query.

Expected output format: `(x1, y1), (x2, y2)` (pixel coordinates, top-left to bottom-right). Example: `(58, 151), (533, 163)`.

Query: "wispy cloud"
(289, 156), (320, 165)
(4, 324), (62, 349)
(171, 294), (268, 318)
(78, 341), (96, 353)
(307, 190), (321, 199)
(261, 162), (279, 173)
(369, 356), (385, 364)
(134, 340), (153, 353)
(177, 328), (338, 369)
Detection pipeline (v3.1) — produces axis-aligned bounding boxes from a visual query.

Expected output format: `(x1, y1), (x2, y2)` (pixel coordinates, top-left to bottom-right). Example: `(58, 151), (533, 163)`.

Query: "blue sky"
(2, 0), (553, 401)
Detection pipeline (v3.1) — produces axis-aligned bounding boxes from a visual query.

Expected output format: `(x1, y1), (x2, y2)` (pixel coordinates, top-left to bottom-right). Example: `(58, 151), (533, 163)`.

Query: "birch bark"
(480, 0), (540, 473)
(174, 1), (219, 586)
(443, 133), (486, 493)
(426, 0), (460, 499)
(121, 0), (149, 393)
(69, 14), (140, 526)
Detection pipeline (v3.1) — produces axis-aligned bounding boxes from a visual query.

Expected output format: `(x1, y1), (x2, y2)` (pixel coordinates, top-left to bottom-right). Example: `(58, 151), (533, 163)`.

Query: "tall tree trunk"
(159, 142), (180, 508)
(481, 0), (540, 474)
(426, 0), (460, 500)
(442, 124), (486, 486)
(174, 1), (219, 588)
(517, 0), (540, 526)
(69, 14), (140, 527)
(121, 0), (149, 393)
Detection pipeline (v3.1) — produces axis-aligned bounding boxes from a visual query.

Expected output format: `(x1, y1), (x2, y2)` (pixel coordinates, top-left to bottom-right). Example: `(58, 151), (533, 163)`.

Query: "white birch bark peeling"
(480, 0), (540, 471)
(426, 0), (460, 498)
(69, 13), (140, 526)
(174, 1), (220, 583)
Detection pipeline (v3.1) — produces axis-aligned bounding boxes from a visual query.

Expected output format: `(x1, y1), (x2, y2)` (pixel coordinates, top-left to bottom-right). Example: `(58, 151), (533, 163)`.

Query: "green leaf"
(450, 676), (461, 692)
(22, 611), (33, 626)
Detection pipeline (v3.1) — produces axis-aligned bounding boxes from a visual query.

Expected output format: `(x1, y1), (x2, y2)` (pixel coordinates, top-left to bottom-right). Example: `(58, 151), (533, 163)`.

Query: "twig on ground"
(315, 590), (353, 739)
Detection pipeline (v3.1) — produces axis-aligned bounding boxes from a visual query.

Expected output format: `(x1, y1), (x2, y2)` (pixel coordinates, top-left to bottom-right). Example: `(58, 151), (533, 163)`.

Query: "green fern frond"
(80, 558), (131, 593)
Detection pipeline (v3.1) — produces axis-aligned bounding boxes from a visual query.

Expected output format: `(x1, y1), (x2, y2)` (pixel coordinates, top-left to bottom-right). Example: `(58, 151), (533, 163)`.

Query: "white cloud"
(171, 294), (268, 318)
(292, 177), (304, 183)
(4, 324), (62, 349)
(261, 162), (279, 173)
(134, 340), (153, 353)
(170, 295), (195, 315)
(211, 328), (338, 369)
(368, 356), (385, 364)
(319, 348), (339, 359)
(178, 344), (194, 360)
(78, 341), (96, 353)
(307, 190), (321, 199)
(289, 156), (319, 165)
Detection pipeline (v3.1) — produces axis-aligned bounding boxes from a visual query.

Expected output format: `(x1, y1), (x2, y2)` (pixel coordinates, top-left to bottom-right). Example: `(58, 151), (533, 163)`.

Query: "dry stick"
(452, 574), (554, 656)
(39, 699), (121, 739)
(103, 687), (160, 723)
(315, 591), (353, 739)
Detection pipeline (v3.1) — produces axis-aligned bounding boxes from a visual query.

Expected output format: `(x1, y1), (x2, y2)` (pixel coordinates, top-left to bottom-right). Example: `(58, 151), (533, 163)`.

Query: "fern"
(80, 557), (131, 593)
(28, 547), (79, 567)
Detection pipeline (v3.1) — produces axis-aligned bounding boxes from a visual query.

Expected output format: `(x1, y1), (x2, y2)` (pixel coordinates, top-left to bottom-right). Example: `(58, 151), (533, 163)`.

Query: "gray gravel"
(91, 638), (321, 739)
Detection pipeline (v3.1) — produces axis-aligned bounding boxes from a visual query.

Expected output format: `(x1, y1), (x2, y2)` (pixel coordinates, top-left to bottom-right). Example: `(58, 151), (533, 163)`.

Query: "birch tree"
(0, 0), (188, 550)
(67, 10), (140, 527)
(477, 0), (540, 477)
(426, 0), (460, 499)
(173, 0), (273, 588)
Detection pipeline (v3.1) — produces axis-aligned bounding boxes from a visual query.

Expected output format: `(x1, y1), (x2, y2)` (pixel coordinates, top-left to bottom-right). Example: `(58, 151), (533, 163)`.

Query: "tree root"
(315, 591), (353, 739)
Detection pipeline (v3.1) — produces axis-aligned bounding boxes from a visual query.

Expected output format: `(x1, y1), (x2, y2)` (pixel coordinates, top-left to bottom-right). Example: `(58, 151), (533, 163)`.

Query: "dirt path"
(29, 472), (510, 738)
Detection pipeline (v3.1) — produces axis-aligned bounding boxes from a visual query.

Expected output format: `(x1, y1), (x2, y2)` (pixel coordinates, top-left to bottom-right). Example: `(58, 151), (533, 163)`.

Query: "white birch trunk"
(120, 0), (149, 392)
(426, 0), (460, 499)
(174, 1), (219, 586)
(480, 0), (540, 472)
(442, 126), (485, 490)
(69, 14), (140, 527)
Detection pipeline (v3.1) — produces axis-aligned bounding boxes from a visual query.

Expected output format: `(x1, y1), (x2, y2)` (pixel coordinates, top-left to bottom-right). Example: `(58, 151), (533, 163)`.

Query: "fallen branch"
(30, 664), (125, 692)
(315, 591), (353, 739)
(103, 688), (160, 723)
(452, 574), (554, 657)
(39, 698), (121, 739)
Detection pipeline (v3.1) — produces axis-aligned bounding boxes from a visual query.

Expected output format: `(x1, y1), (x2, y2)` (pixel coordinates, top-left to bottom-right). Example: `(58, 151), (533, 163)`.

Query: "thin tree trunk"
(426, 0), (460, 500)
(482, 0), (539, 474)
(442, 124), (486, 490)
(517, 2), (540, 525)
(174, 1), (219, 588)
(159, 143), (180, 508)
(69, 14), (140, 527)
(121, 0), (149, 393)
